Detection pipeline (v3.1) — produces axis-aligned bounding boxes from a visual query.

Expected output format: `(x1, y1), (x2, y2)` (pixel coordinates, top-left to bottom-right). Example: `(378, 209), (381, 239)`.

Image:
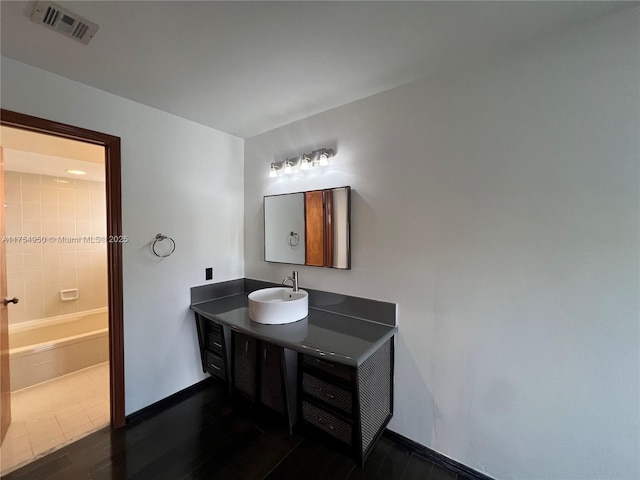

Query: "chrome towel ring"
(288, 231), (300, 247)
(152, 233), (176, 258)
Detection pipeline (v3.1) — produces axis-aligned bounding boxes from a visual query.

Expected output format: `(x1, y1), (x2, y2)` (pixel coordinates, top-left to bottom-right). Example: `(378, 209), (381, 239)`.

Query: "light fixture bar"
(268, 148), (335, 177)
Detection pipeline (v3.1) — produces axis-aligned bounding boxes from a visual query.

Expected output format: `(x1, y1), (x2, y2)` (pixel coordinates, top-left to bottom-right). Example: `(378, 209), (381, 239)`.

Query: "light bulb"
(300, 156), (310, 170)
(284, 161), (293, 174)
(319, 153), (329, 166)
(269, 164), (278, 178)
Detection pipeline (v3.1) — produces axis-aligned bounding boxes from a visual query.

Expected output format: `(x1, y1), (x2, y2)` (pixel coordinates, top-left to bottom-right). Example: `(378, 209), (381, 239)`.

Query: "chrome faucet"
(282, 271), (299, 292)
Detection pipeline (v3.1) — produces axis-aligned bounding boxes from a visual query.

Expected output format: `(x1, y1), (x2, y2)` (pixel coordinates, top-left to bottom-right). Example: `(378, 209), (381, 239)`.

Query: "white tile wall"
(4, 172), (108, 323)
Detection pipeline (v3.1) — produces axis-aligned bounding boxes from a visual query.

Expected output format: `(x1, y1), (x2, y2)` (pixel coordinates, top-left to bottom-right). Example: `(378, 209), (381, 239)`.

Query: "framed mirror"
(264, 186), (351, 269)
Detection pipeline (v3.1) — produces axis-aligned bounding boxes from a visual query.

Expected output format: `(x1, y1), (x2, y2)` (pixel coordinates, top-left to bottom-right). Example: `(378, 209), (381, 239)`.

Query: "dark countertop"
(191, 293), (397, 367)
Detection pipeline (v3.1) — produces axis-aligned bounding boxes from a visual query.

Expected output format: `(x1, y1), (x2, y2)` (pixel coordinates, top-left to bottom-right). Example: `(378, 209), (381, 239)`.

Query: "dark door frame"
(1, 108), (125, 428)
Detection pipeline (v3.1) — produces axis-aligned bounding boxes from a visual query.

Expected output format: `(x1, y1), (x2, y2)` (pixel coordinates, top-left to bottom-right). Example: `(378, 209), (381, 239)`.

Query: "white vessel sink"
(248, 287), (308, 324)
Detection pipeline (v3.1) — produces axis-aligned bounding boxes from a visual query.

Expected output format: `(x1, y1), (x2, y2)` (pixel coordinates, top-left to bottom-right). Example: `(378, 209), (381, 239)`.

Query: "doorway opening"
(0, 110), (124, 475)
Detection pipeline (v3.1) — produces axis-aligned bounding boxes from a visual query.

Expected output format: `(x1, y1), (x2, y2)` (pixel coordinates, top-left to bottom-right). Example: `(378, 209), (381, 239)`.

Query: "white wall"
(245, 8), (639, 480)
(1, 57), (245, 414)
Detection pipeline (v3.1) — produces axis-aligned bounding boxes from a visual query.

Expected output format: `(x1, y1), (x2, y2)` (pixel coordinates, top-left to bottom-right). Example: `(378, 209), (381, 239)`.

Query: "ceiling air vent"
(30, 1), (99, 45)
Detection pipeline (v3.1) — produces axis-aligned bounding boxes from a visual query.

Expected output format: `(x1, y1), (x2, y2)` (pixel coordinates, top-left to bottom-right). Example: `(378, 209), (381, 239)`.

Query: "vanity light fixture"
(318, 151), (329, 167)
(268, 148), (335, 177)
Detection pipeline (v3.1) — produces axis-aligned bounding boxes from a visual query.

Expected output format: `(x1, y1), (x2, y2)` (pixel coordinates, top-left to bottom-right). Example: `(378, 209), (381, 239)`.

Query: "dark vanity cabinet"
(232, 332), (258, 401)
(231, 331), (298, 432)
(196, 314), (296, 428)
(231, 332), (284, 407)
(259, 342), (285, 414)
(195, 313), (229, 384)
(298, 338), (394, 465)
(191, 285), (396, 466)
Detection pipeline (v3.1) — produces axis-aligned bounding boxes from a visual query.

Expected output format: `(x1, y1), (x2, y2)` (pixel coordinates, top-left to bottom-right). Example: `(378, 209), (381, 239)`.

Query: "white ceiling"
(1, 126), (105, 182)
(0, 125), (105, 183)
(4, 148), (106, 183)
(1, 1), (634, 139)
(1, 125), (105, 164)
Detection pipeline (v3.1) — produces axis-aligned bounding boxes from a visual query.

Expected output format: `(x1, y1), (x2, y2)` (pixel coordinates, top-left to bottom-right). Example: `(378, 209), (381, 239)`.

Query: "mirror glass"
(264, 186), (350, 269)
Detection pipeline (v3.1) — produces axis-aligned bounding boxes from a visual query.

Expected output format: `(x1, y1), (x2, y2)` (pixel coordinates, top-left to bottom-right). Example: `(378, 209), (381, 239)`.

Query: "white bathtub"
(9, 308), (109, 391)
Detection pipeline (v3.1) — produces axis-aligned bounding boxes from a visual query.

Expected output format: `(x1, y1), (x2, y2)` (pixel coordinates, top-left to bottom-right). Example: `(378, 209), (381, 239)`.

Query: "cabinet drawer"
(205, 350), (225, 379)
(207, 325), (223, 353)
(302, 355), (353, 382)
(302, 401), (352, 446)
(302, 372), (352, 415)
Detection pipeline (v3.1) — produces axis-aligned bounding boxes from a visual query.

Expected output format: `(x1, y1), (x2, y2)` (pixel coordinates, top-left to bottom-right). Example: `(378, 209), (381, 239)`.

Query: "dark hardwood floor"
(3, 381), (468, 480)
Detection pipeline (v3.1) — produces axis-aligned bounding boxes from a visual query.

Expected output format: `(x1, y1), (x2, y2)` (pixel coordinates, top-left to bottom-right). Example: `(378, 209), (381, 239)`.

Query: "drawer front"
(205, 350), (225, 379)
(207, 325), (223, 353)
(302, 401), (352, 446)
(301, 355), (353, 382)
(302, 372), (352, 415)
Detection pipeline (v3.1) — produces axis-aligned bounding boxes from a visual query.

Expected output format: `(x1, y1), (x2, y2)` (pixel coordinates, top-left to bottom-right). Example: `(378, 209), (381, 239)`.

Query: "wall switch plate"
(205, 267), (213, 280)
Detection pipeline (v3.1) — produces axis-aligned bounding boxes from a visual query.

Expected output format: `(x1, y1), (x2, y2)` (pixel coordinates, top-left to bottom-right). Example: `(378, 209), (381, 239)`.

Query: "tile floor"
(0, 362), (110, 475)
